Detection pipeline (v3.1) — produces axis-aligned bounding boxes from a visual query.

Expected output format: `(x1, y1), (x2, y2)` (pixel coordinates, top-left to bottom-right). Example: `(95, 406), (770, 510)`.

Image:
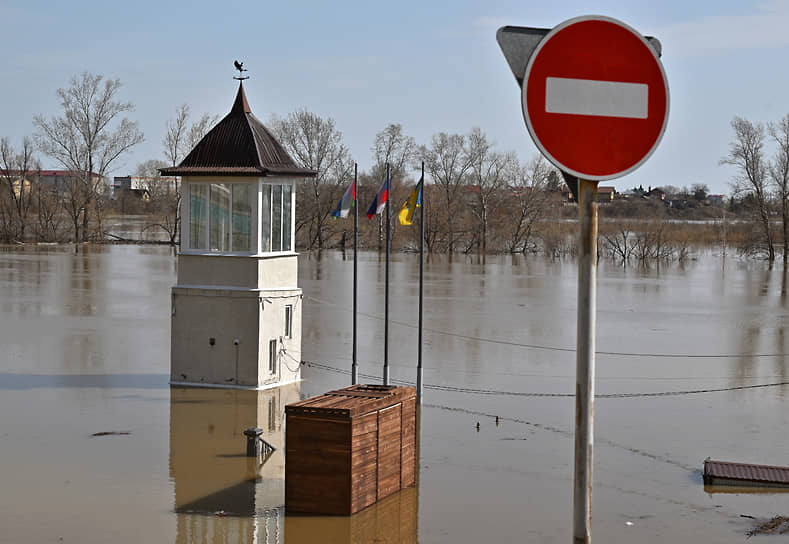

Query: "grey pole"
(417, 162), (424, 404)
(574, 178), (598, 544)
(352, 163), (358, 385)
(383, 163), (390, 386)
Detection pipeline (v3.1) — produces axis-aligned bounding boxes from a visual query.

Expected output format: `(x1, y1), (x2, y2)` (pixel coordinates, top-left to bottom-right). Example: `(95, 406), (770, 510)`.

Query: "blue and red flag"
(366, 175), (390, 219)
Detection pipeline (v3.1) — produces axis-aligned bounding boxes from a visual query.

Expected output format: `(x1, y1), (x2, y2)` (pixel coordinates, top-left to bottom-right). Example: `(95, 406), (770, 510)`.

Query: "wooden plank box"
(285, 384), (417, 515)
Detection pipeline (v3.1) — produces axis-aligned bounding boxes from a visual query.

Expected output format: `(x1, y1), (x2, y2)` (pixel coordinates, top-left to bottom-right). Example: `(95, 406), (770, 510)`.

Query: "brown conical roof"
(160, 83), (316, 177)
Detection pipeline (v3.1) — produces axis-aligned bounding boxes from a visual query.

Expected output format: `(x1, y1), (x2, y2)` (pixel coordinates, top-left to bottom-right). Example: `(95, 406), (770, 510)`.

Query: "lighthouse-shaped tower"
(161, 81), (315, 389)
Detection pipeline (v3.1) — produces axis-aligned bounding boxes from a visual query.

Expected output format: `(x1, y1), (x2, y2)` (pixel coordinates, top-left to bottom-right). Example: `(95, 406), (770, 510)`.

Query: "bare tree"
(164, 104), (220, 166)
(769, 114), (789, 263)
(269, 109), (354, 249)
(157, 105), (218, 244)
(370, 123), (417, 250)
(133, 159), (180, 243)
(602, 223), (635, 264)
(163, 104), (190, 167)
(35, 183), (67, 242)
(466, 128), (515, 254)
(371, 123), (416, 180)
(421, 132), (475, 253)
(0, 137), (40, 242)
(503, 155), (552, 254)
(691, 183), (710, 201)
(721, 116), (774, 261)
(185, 113), (219, 152)
(34, 72), (144, 242)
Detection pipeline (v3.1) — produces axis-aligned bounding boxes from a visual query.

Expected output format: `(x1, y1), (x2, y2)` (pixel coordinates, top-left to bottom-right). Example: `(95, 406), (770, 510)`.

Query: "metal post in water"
(574, 178), (598, 544)
(352, 163), (359, 385)
(384, 163), (390, 386)
(244, 427), (264, 457)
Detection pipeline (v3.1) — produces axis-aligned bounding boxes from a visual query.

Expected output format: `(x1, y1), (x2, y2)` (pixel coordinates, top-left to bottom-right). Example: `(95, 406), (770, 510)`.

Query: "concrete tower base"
(171, 254), (302, 389)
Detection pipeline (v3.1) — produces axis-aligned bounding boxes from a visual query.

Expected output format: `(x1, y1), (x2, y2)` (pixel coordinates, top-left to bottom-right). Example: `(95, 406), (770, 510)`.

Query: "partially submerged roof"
(704, 459), (789, 487)
(160, 83), (316, 178)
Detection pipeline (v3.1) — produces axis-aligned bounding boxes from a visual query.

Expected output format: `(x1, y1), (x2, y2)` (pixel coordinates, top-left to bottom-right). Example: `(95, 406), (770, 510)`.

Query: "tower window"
(284, 305), (293, 339)
(268, 339), (277, 375)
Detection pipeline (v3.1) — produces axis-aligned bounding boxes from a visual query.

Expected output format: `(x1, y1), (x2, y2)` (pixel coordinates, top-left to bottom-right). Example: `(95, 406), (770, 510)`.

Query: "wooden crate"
(285, 384), (417, 515)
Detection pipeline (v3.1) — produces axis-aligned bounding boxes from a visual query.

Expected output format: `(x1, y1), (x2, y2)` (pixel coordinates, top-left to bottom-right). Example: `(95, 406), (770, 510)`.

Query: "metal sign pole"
(497, 21), (668, 544)
(574, 178), (598, 544)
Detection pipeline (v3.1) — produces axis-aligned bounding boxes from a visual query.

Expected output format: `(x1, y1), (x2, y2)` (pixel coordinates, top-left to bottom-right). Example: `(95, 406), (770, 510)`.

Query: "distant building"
(613, 190), (631, 201)
(618, 188), (641, 198)
(0, 172), (32, 198)
(646, 187), (666, 200)
(597, 186), (616, 202)
(559, 184), (575, 202)
(1, 169), (104, 194)
(112, 176), (178, 200)
(707, 194), (728, 206)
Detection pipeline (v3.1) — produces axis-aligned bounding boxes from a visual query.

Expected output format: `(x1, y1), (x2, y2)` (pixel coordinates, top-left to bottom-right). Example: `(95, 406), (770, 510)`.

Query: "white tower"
(162, 83), (315, 389)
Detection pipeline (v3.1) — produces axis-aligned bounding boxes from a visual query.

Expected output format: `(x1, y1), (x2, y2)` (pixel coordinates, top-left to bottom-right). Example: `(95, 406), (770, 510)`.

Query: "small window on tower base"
(284, 305), (293, 339)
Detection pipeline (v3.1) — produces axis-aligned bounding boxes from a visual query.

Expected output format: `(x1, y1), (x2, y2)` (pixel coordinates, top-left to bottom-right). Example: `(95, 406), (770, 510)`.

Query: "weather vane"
(233, 60), (249, 81)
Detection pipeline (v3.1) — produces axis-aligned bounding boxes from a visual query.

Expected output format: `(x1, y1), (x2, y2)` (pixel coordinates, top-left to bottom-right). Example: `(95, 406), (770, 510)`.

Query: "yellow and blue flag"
(398, 175), (423, 226)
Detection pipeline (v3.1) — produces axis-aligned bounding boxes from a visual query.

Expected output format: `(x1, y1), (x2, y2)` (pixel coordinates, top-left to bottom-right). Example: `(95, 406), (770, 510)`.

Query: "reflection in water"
(170, 384), (299, 543)
(284, 487), (417, 544)
(169, 383), (418, 544)
(704, 484), (789, 495)
(0, 372), (168, 390)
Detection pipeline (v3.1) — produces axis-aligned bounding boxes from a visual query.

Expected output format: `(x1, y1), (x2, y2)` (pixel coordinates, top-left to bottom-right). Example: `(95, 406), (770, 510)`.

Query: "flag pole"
(352, 162), (358, 385)
(417, 161), (424, 404)
(384, 163), (390, 386)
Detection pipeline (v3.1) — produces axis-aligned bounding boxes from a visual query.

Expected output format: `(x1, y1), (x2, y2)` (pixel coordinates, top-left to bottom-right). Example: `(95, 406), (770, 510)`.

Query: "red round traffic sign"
(522, 16), (669, 180)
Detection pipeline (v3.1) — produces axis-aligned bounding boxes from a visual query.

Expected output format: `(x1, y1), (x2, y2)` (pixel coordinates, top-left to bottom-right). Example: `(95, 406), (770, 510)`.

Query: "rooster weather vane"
(233, 60), (249, 81)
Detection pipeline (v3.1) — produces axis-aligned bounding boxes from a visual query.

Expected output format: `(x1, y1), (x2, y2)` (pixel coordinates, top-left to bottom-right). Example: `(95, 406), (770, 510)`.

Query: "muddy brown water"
(1, 245), (789, 543)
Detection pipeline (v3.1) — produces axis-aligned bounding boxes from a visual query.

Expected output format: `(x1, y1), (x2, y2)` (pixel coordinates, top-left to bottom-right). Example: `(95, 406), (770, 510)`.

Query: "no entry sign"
(521, 16), (669, 180)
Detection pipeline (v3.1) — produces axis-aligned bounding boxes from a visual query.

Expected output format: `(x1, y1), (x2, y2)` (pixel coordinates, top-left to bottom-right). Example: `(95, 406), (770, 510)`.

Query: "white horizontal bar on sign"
(545, 77), (648, 119)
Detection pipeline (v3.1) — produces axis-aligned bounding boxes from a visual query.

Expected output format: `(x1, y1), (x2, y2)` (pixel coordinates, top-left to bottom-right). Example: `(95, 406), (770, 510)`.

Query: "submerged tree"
(503, 155), (553, 254)
(466, 128), (516, 254)
(721, 116), (774, 261)
(370, 123), (417, 250)
(131, 158), (174, 242)
(0, 137), (39, 242)
(421, 132), (475, 253)
(269, 109), (354, 250)
(769, 114), (789, 263)
(34, 72), (144, 242)
(152, 104), (219, 244)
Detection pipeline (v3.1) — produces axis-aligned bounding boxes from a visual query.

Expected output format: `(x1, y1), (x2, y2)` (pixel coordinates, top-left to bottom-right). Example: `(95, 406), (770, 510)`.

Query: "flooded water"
(1, 245), (789, 543)
(105, 215), (173, 242)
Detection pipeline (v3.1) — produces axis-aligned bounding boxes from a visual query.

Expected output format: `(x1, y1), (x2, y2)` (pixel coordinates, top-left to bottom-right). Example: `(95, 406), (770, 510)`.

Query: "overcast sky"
(2, 0), (789, 194)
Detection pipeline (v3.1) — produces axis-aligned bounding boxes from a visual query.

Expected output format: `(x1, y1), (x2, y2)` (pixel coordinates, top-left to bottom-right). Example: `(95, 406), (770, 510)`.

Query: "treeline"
(0, 72), (144, 243)
(0, 71), (782, 263)
(269, 114), (749, 260)
(265, 113), (564, 255)
(0, 73), (216, 245)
